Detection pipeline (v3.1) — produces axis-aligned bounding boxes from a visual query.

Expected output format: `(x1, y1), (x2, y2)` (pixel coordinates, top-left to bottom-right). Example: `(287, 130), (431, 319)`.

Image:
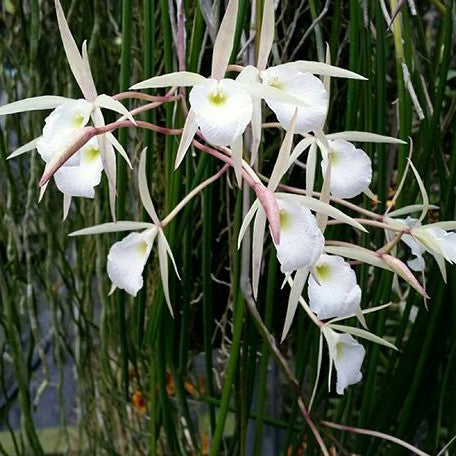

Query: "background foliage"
(0, 0), (455, 454)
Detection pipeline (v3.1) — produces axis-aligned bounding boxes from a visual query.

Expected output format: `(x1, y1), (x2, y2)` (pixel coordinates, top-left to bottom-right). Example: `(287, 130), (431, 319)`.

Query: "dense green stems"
(115, 0), (134, 402)
(252, 250), (277, 455)
(136, 0), (156, 349)
(210, 192), (245, 456)
(202, 159), (217, 433)
(0, 263), (44, 455)
(345, 0), (361, 130)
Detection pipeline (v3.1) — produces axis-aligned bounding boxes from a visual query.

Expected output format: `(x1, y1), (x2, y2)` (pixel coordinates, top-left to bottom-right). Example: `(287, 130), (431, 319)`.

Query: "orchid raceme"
(322, 327), (365, 395)
(308, 254), (362, 320)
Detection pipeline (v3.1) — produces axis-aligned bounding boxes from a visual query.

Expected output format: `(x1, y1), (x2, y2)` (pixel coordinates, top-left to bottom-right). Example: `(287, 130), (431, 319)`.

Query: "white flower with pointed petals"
(323, 327), (365, 394)
(107, 227), (158, 297)
(189, 79), (253, 146)
(308, 254), (361, 320)
(274, 196), (324, 273)
(321, 139), (372, 199)
(260, 66), (328, 134)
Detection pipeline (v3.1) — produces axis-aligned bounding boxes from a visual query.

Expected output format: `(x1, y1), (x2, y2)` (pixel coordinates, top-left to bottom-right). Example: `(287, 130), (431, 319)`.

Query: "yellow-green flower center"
(208, 87), (227, 106)
(328, 150), (338, 166)
(335, 341), (344, 359)
(268, 76), (283, 90)
(279, 209), (290, 230)
(84, 147), (100, 163)
(315, 262), (330, 281)
(72, 113), (85, 128)
(138, 240), (149, 257)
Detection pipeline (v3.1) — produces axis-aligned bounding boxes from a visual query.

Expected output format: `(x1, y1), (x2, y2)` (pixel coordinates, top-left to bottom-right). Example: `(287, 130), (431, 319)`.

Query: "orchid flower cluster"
(2, 0), (456, 402)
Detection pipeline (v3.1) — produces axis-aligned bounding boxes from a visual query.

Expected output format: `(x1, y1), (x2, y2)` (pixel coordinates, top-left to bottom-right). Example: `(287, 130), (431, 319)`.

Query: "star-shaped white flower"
(0, 0), (135, 219)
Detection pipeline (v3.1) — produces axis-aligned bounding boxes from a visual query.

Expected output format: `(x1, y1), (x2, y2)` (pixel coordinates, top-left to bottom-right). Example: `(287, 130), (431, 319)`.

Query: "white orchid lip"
(260, 66), (328, 134)
(107, 228), (158, 297)
(274, 196), (324, 273)
(53, 137), (103, 198)
(189, 78), (253, 146)
(321, 139), (372, 199)
(323, 327), (365, 395)
(308, 254), (361, 320)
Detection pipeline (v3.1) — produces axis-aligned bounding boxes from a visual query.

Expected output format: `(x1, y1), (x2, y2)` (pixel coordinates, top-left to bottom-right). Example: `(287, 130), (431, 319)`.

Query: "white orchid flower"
(260, 65), (329, 134)
(406, 221), (456, 282)
(320, 139), (372, 199)
(308, 254), (361, 320)
(0, 0), (134, 219)
(36, 100), (103, 199)
(322, 327), (365, 395)
(69, 149), (179, 316)
(275, 196), (324, 273)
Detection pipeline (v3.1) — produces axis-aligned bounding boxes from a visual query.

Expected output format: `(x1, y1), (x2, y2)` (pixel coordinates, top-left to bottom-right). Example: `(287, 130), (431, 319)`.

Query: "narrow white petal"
(107, 229), (157, 296)
(326, 131), (406, 144)
(281, 268), (309, 342)
(7, 137), (40, 159)
(211, 0), (238, 79)
(130, 71), (206, 90)
(91, 107), (116, 220)
(250, 97), (262, 166)
(238, 199), (260, 249)
(261, 67), (328, 134)
(257, 0), (275, 70)
(231, 135), (243, 186)
(175, 109), (199, 169)
(107, 132), (132, 168)
(63, 194), (72, 221)
(70, 221), (154, 236)
(239, 81), (312, 107)
(288, 136), (315, 166)
(54, 0), (97, 101)
(0, 96), (70, 115)
(252, 208), (267, 300)
(268, 109), (297, 191)
(190, 79), (253, 146)
(308, 254), (361, 320)
(321, 139), (372, 199)
(274, 193), (367, 233)
(306, 143), (317, 198)
(279, 61), (367, 80)
(139, 148), (160, 224)
(274, 196), (324, 273)
(95, 94), (136, 125)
